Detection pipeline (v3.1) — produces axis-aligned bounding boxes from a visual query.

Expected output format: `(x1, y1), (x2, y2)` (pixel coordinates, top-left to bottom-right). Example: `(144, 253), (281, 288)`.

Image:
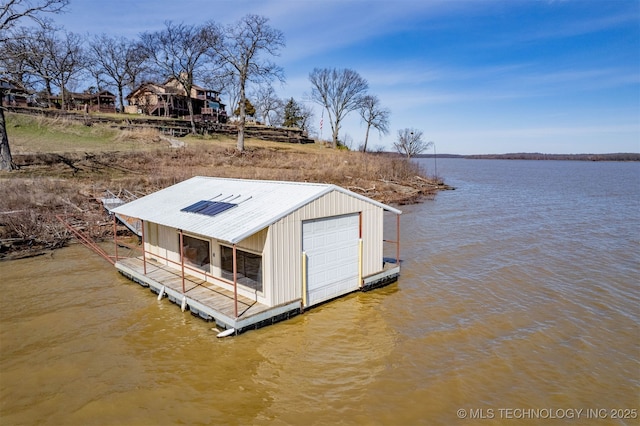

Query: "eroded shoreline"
(1, 146), (448, 260)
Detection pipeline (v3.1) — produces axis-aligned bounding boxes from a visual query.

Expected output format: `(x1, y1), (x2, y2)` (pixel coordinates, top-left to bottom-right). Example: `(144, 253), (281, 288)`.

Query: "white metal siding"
(144, 225), (270, 305)
(136, 181), (393, 308)
(267, 190), (386, 306)
(144, 222), (180, 266)
(236, 228), (267, 252)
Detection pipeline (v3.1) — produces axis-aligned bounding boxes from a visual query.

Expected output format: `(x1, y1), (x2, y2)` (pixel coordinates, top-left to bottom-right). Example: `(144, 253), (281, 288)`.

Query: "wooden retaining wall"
(7, 106), (316, 144)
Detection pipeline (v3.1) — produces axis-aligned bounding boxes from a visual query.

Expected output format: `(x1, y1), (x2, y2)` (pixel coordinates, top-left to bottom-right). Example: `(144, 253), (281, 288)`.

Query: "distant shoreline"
(414, 153), (640, 161)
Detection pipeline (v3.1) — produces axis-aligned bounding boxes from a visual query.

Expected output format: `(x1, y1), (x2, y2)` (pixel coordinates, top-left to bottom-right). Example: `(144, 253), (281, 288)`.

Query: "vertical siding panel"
(262, 227), (273, 306)
(272, 190), (390, 292)
(165, 227), (180, 264)
(276, 220), (286, 304)
(237, 228), (266, 252)
(147, 225), (180, 265)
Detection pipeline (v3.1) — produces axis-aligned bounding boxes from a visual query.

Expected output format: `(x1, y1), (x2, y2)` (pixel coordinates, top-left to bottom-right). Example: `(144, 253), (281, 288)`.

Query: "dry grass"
(0, 177), (107, 255)
(1, 113), (439, 259)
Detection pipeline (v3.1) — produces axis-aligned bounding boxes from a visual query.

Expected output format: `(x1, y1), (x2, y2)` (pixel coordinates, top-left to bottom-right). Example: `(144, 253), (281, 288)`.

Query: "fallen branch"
(62, 198), (84, 212)
(347, 185), (376, 193)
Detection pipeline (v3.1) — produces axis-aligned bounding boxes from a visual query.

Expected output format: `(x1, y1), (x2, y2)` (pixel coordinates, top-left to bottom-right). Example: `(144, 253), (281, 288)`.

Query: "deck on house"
(115, 257), (302, 334)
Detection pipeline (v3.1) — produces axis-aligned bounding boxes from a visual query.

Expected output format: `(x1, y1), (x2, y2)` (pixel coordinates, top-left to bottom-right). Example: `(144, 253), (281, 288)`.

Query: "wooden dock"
(115, 257), (302, 335)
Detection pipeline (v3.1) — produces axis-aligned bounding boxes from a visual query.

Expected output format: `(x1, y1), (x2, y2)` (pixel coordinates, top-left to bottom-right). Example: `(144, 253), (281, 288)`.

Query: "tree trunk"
(46, 80), (53, 107)
(187, 97), (196, 134)
(236, 84), (246, 152)
(61, 83), (66, 110)
(118, 86), (125, 114)
(332, 118), (339, 149)
(237, 120), (245, 152)
(363, 122), (371, 153)
(0, 100), (16, 171)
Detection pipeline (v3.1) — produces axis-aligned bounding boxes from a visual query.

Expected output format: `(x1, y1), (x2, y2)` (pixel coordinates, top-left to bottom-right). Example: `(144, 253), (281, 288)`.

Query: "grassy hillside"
(1, 112), (441, 259)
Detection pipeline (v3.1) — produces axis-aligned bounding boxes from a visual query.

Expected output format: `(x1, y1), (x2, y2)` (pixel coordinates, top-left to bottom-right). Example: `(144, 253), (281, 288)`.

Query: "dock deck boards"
(115, 256), (399, 335)
(116, 257), (300, 333)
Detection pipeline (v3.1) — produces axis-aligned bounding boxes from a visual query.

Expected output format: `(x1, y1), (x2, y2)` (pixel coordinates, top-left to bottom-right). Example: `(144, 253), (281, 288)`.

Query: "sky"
(51, 0), (639, 155)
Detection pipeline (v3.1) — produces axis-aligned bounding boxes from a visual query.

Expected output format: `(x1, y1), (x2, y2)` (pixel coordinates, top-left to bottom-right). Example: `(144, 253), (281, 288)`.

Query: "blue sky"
(54, 0), (639, 154)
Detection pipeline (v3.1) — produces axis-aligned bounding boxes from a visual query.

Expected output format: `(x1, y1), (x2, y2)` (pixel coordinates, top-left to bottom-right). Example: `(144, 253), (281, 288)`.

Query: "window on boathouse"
(221, 246), (263, 293)
(181, 235), (211, 272)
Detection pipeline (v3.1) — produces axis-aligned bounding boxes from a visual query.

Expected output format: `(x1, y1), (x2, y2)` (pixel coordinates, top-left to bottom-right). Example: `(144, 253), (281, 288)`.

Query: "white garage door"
(303, 214), (360, 306)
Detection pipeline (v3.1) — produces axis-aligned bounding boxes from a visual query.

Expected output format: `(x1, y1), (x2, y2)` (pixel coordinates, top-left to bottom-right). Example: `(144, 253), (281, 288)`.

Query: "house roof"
(126, 80), (218, 100)
(112, 176), (401, 244)
(71, 91), (116, 100)
(126, 82), (166, 99)
(0, 79), (30, 93)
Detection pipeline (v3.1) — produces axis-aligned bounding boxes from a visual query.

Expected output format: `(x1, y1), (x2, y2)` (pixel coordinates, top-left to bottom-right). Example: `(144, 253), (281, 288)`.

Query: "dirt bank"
(1, 143), (448, 260)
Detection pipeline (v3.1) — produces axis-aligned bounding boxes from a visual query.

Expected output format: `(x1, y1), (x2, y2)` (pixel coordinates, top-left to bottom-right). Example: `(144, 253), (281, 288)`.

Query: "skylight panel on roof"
(181, 200), (236, 217)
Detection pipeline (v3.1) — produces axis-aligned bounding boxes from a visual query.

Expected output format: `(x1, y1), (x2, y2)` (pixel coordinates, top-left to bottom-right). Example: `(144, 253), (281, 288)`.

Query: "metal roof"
(111, 176), (401, 244)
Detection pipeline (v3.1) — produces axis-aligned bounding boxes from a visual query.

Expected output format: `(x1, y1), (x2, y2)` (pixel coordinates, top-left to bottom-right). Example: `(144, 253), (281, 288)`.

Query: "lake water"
(1, 159), (638, 425)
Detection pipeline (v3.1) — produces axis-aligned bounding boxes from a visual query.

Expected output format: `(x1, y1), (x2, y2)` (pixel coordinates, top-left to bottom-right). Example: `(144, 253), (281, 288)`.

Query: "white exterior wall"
(265, 190), (385, 306)
(143, 221), (270, 305)
(141, 189), (388, 308)
(144, 221), (181, 265)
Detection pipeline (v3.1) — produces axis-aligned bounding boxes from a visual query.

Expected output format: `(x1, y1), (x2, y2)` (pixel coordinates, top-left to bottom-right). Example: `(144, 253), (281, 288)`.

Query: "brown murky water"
(1, 159), (638, 425)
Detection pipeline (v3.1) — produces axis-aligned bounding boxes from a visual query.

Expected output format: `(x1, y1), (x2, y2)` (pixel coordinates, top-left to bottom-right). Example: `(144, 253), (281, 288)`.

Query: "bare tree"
(251, 84), (282, 126)
(1, 26), (82, 108)
(359, 95), (390, 153)
(140, 21), (220, 133)
(0, 28), (32, 85)
(203, 71), (240, 121)
(85, 60), (107, 100)
(208, 14), (285, 152)
(46, 29), (86, 110)
(298, 101), (315, 134)
(6, 26), (58, 105)
(88, 34), (147, 112)
(124, 41), (152, 93)
(394, 128), (433, 159)
(309, 67), (368, 149)
(0, 0), (67, 41)
(0, 0), (69, 171)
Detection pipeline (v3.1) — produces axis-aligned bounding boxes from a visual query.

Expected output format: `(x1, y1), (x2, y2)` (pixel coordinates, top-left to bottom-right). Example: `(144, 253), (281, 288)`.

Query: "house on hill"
(49, 90), (117, 113)
(125, 77), (227, 122)
(112, 177), (401, 336)
(0, 79), (34, 107)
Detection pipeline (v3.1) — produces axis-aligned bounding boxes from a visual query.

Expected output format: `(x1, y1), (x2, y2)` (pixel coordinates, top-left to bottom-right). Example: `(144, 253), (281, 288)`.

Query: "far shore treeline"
(414, 153), (640, 161)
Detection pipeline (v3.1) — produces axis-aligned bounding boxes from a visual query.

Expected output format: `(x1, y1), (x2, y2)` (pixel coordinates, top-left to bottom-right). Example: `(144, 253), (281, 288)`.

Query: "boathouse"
(112, 177), (401, 335)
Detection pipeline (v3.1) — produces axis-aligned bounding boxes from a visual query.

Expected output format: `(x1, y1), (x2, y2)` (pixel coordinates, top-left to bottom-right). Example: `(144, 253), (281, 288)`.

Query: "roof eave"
(332, 185), (402, 215)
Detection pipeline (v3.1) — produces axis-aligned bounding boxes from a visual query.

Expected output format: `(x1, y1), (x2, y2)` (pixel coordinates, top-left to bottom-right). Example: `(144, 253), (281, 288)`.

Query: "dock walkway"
(100, 190), (142, 236)
(115, 257), (301, 335)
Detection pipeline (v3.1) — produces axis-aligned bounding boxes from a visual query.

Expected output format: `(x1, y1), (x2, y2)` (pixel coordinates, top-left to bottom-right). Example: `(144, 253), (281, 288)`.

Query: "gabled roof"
(0, 78), (30, 93)
(127, 79), (218, 100)
(163, 76), (218, 94)
(126, 81), (174, 99)
(68, 91), (116, 100)
(112, 176), (401, 244)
